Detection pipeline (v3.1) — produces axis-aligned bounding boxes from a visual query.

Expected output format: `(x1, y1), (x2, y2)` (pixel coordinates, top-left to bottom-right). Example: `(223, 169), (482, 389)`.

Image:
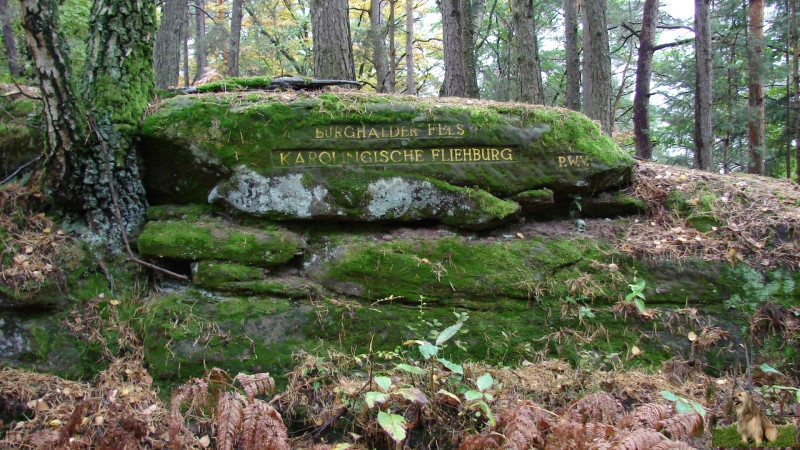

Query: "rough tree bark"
(155, 0), (186, 89)
(20, 0), (155, 247)
(311, 0), (356, 80)
(405, 0), (415, 95)
(632, 0), (658, 160)
(564, 0), (580, 110)
(194, 0), (207, 83)
(582, 0), (612, 134)
(440, 0), (477, 97)
(694, 0), (713, 170)
(228, 0), (243, 77)
(511, 0), (543, 104)
(747, 0), (765, 174)
(793, 0), (800, 183)
(0, 0), (20, 77)
(370, 0), (390, 92)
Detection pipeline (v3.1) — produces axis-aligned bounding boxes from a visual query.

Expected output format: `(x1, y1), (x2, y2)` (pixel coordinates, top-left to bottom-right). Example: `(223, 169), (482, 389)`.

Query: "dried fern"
(612, 428), (667, 450)
(235, 372), (276, 400)
(238, 399), (290, 450)
(216, 392), (244, 450)
(650, 441), (697, 450)
(565, 391), (624, 425)
(457, 432), (503, 449)
(618, 403), (669, 429)
(544, 420), (615, 450)
(655, 412), (703, 441)
(497, 400), (553, 449)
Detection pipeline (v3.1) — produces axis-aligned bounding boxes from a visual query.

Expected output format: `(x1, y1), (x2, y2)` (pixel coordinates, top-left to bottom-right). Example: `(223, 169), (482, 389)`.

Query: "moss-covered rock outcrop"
(139, 92), (634, 229)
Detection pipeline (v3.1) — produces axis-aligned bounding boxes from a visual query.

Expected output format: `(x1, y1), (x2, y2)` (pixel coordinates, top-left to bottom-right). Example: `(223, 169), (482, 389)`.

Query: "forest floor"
(1, 162), (799, 449)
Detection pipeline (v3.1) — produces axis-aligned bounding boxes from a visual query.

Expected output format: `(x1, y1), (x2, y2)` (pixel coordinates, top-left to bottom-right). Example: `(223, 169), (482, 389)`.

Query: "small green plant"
(660, 390), (705, 416)
(625, 278), (647, 313)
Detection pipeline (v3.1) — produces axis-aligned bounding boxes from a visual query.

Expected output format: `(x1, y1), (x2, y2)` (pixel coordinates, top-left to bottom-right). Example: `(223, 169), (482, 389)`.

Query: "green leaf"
(691, 401), (706, 417)
(476, 373), (494, 392)
(578, 306), (595, 319)
(675, 400), (692, 415)
(463, 390), (483, 401)
(377, 411), (407, 443)
(660, 390), (679, 402)
(477, 400), (497, 427)
(417, 341), (439, 360)
(436, 389), (461, 404)
(395, 363), (426, 375)
(759, 363), (784, 375)
(374, 376), (392, 393)
(437, 358), (464, 375)
(435, 320), (463, 346)
(633, 298), (646, 313)
(365, 391), (389, 408)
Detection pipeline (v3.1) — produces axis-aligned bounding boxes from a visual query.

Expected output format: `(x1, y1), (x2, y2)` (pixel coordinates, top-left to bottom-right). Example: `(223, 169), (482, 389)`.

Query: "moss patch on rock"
(137, 218), (304, 267)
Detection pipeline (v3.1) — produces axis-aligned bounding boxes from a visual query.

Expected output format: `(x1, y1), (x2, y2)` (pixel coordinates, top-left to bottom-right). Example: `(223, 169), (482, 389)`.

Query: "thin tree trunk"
(564, 0), (580, 110)
(633, 0), (658, 160)
(582, 0), (612, 134)
(694, 0), (713, 169)
(792, 0), (800, 183)
(370, 0), (390, 92)
(747, 0), (765, 174)
(311, 0), (356, 80)
(0, 0), (20, 77)
(182, 0), (190, 87)
(405, 0), (415, 95)
(512, 0), (543, 104)
(155, 0), (185, 89)
(462, 0), (480, 98)
(387, 0), (396, 92)
(440, 0), (469, 96)
(194, 0), (207, 83)
(228, 0), (243, 77)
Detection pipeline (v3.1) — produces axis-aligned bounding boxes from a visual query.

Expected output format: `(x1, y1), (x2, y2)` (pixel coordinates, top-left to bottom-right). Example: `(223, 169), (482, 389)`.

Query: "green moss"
(685, 213), (722, 232)
(145, 204), (215, 221)
(323, 235), (615, 303)
(137, 219), (303, 267)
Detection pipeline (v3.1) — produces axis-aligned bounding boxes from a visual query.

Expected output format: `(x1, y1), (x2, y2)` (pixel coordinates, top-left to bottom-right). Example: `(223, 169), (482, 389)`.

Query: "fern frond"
(619, 403), (669, 429)
(612, 428), (667, 450)
(239, 399), (290, 450)
(216, 391), (244, 450)
(655, 412), (703, 440)
(544, 420), (615, 450)
(650, 441), (697, 450)
(497, 400), (552, 449)
(235, 372), (276, 400)
(566, 392), (623, 424)
(457, 432), (503, 449)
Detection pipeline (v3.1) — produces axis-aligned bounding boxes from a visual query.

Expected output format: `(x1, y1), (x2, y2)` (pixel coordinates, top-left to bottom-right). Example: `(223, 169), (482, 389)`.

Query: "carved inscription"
(557, 155), (590, 167)
(276, 148), (515, 167)
(314, 124), (467, 139)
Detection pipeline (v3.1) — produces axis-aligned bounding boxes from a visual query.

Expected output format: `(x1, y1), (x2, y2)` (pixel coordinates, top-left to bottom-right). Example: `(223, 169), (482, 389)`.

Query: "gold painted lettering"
(501, 148), (513, 161)
(409, 127), (419, 137)
(428, 124), (437, 136)
(378, 150), (389, 163)
(390, 150), (402, 162)
(279, 152), (289, 165)
(294, 153), (305, 164)
(491, 148), (500, 161)
(317, 152), (331, 164)
(456, 124), (466, 135)
(414, 149), (423, 161)
(360, 151), (372, 163)
(307, 151), (318, 165)
(356, 126), (366, 138)
(431, 148), (442, 161)
(453, 148), (463, 161)
(481, 148), (490, 161)
(558, 156), (567, 167)
(343, 126), (354, 138)
(368, 128), (379, 139)
(315, 128), (325, 139)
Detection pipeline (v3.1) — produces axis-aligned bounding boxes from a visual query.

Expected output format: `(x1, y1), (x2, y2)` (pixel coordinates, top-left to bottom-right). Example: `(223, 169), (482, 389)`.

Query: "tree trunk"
(632, 0), (658, 160)
(440, 0), (474, 97)
(461, 0), (480, 98)
(311, 0), (356, 80)
(405, 0), (415, 95)
(582, 0), (612, 134)
(20, 0), (155, 247)
(387, 0), (397, 92)
(793, 0), (800, 183)
(370, 0), (390, 92)
(0, 0), (20, 77)
(193, 0), (207, 83)
(747, 0), (765, 174)
(564, 0), (580, 110)
(694, 0), (713, 170)
(228, 0), (243, 77)
(511, 0), (543, 104)
(155, 0), (185, 89)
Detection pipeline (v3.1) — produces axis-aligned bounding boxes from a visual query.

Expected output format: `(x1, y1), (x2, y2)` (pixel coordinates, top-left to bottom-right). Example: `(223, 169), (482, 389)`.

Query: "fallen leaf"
(516, 232), (524, 239)
(688, 331), (697, 342)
